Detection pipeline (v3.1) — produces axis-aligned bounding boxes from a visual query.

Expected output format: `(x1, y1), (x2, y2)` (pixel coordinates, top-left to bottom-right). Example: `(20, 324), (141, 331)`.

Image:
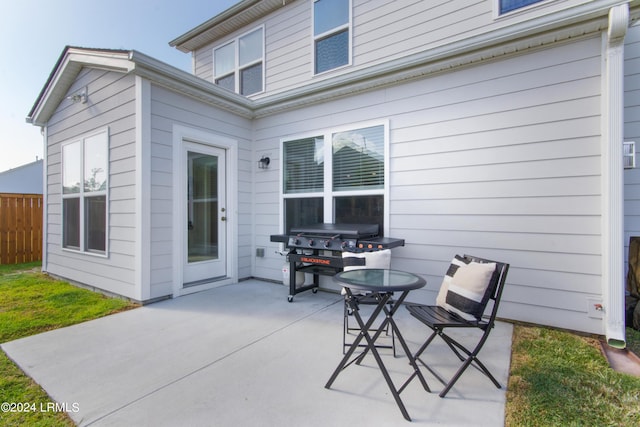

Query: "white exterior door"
(183, 141), (227, 285)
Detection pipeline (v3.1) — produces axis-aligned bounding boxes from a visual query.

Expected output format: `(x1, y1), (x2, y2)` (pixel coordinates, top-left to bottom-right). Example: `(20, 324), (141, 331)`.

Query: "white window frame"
(312, 0), (352, 76)
(279, 120), (389, 235)
(212, 26), (265, 96)
(60, 128), (109, 256)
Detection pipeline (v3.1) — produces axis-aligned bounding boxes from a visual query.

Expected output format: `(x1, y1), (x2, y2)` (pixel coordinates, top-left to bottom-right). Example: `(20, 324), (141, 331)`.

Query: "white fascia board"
(253, 0), (634, 117)
(27, 48), (134, 126)
(129, 50), (254, 118)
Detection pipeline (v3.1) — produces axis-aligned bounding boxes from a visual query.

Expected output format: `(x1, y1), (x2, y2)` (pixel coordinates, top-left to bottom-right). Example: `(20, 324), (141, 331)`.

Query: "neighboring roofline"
(0, 158), (43, 176)
(27, 1), (640, 126)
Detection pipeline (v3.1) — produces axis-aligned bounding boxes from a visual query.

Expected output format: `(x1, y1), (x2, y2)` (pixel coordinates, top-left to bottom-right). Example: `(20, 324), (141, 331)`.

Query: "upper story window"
(499, 0), (545, 14)
(62, 129), (108, 254)
(313, 0), (351, 74)
(213, 27), (264, 96)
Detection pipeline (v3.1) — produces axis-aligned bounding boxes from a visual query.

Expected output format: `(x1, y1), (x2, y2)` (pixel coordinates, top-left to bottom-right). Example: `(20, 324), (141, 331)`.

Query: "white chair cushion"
(435, 255), (467, 307)
(441, 258), (496, 321)
(342, 249), (391, 271)
(341, 249), (391, 295)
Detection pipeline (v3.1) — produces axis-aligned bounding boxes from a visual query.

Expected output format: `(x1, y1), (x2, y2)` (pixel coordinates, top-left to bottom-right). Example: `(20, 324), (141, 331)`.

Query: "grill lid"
(289, 223), (379, 238)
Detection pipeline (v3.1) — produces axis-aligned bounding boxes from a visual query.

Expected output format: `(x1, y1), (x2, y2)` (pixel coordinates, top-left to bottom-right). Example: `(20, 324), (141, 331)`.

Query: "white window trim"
(212, 25), (265, 96)
(279, 119), (389, 235)
(171, 124), (239, 298)
(60, 127), (110, 257)
(311, 0), (353, 76)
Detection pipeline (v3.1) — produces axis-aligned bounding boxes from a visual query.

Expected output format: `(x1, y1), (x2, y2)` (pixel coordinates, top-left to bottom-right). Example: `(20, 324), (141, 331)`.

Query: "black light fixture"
(258, 155), (270, 169)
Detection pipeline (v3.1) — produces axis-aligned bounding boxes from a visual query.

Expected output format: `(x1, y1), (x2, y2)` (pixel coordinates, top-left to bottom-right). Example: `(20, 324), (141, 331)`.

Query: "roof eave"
(27, 47), (134, 127)
(25, 47), (255, 127)
(129, 50), (254, 117)
(255, 0), (628, 117)
(169, 0), (292, 53)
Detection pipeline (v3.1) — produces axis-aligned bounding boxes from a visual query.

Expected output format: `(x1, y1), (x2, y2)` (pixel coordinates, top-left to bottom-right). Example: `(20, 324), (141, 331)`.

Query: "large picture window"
(282, 123), (386, 234)
(313, 0), (351, 74)
(62, 130), (108, 254)
(213, 27), (264, 96)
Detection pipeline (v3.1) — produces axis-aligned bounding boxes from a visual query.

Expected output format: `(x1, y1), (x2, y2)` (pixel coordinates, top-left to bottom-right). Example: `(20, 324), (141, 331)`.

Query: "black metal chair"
(405, 254), (509, 397)
(342, 250), (396, 355)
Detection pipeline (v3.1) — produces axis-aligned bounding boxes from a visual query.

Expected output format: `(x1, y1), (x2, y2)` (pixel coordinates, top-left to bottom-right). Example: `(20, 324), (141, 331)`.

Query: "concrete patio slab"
(1, 280), (512, 426)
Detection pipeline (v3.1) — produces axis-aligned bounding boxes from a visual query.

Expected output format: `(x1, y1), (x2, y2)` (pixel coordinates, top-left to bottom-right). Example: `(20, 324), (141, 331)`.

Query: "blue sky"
(0, 0), (240, 172)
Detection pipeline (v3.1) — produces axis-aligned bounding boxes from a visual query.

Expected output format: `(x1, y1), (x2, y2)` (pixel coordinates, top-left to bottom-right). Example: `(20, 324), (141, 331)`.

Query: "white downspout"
(135, 76), (151, 302)
(602, 3), (629, 349)
(41, 126), (48, 273)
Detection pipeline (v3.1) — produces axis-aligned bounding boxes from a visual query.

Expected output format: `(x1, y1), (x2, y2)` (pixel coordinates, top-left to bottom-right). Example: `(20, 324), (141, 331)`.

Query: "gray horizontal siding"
(192, 0), (598, 98)
(625, 23), (640, 285)
(45, 69), (138, 299)
(254, 35), (604, 333)
(148, 84), (253, 298)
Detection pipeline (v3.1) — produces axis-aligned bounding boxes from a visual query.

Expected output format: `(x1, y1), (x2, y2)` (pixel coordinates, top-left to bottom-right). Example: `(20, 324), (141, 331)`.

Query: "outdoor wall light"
(624, 141), (636, 169)
(67, 87), (88, 104)
(258, 155), (270, 169)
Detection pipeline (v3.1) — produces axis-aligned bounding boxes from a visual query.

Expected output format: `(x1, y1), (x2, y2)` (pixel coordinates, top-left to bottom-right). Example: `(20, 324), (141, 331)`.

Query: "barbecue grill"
(271, 223), (405, 302)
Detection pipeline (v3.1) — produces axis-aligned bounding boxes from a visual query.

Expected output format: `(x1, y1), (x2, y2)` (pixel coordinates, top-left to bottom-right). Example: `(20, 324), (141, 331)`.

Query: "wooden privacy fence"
(0, 194), (43, 264)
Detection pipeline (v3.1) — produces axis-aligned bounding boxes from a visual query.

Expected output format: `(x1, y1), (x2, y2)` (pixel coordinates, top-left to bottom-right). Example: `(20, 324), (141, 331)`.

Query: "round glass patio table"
(326, 268), (428, 422)
(332, 268), (426, 293)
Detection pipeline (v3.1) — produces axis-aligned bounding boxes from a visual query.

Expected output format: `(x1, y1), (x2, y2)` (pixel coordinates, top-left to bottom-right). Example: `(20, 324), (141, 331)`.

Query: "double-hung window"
(62, 129), (108, 254)
(213, 27), (264, 96)
(499, 0), (545, 14)
(282, 122), (387, 234)
(313, 0), (351, 74)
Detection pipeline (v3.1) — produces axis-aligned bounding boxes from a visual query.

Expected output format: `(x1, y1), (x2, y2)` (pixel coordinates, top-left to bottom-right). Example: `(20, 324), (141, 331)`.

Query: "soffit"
(170, 0), (295, 53)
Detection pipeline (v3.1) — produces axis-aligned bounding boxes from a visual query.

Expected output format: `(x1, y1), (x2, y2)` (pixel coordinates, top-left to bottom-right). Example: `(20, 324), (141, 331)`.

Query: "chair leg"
(342, 297), (356, 354)
(437, 332), (502, 397)
(414, 329), (439, 360)
(414, 327), (501, 397)
(343, 297), (395, 355)
(413, 329), (449, 386)
(439, 351), (501, 397)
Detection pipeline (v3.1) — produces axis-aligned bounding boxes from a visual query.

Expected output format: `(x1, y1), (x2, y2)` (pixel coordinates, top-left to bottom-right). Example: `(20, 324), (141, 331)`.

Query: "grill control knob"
(324, 240), (331, 248)
(308, 239), (314, 247)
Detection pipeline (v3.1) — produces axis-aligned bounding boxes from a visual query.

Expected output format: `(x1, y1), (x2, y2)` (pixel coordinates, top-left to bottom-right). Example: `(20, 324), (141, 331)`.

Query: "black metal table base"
(325, 288), (430, 422)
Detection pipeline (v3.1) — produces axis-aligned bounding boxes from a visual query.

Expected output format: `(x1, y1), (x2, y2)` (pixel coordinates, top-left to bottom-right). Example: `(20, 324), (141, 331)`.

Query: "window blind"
(284, 137), (324, 193)
(332, 125), (384, 191)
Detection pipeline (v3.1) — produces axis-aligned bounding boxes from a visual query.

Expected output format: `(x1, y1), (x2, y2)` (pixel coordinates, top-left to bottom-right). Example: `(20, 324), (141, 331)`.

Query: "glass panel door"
(188, 151), (218, 262)
(183, 143), (226, 284)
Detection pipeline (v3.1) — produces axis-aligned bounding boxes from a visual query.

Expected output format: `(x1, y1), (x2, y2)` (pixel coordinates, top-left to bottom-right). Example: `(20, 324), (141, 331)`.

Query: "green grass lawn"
(1, 262), (640, 426)
(0, 263), (137, 426)
(506, 325), (640, 426)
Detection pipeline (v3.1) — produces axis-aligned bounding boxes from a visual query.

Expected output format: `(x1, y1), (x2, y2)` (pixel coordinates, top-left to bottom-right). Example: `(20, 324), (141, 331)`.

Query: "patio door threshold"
(183, 276), (227, 288)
